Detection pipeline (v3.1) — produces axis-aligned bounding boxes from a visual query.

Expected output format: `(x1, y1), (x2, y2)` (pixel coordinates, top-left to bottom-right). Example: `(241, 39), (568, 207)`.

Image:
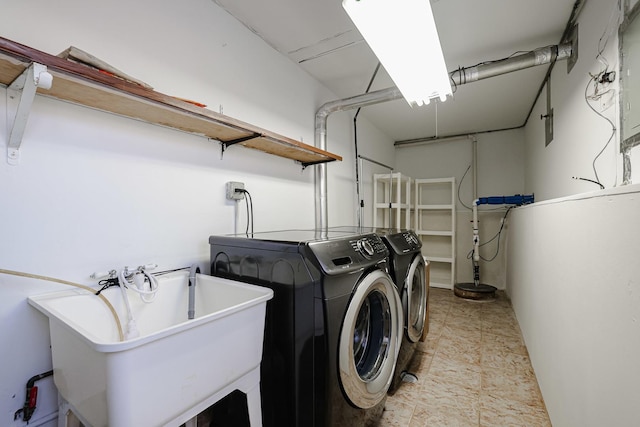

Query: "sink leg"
(58, 397), (85, 427)
(246, 383), (262, 427)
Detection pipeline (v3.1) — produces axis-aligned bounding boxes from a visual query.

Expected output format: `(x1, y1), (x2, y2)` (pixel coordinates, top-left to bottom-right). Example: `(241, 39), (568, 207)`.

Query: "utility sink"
(28, 271), (273, 427)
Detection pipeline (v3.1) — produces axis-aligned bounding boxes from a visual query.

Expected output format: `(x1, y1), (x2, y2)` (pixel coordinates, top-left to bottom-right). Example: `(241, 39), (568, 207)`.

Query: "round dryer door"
(405, 255), (427, 343)
(338, 269), (403, 409)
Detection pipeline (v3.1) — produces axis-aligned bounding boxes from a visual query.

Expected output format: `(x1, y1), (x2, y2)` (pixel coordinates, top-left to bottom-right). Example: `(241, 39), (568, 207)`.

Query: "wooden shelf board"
(0, 36), (342, 166)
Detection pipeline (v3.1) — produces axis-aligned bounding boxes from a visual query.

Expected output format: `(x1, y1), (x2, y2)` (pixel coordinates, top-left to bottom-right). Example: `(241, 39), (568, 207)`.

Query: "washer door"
(405, 255), (427, 343)
(338, 269), (402, 409)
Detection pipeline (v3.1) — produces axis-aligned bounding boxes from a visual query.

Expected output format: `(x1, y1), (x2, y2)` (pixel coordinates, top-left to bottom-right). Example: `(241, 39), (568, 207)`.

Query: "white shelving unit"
(414, 177), (456, 289)
(373, 172), (413, 229)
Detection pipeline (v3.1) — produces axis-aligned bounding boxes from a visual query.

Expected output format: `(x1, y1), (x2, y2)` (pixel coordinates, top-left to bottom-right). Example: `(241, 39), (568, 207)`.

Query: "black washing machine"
(330, 227), (428, 394)
(209, 229), (403, 427)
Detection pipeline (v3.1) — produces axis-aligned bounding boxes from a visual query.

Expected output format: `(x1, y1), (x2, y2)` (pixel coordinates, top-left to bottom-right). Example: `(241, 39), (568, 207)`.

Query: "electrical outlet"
(226, 181), (245, 200)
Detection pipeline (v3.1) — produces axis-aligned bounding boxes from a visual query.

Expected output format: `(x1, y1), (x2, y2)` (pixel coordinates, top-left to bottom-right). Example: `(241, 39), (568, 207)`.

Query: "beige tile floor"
(380, 288), (551, 427)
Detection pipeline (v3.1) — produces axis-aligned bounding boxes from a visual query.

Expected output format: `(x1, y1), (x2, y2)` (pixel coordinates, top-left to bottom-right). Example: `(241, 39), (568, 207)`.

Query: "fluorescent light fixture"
(343, 0), (452, 107)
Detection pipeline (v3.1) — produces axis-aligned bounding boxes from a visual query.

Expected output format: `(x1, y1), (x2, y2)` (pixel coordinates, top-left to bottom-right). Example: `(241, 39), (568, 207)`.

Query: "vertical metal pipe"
(388, 171), (393, 228)
(472, 135), (478, 200)
(314, 110), (330, 231)
(357, 156), (364, 227)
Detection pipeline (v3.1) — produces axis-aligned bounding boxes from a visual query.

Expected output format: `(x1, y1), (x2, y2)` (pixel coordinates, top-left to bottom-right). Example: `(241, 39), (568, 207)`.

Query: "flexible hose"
(126, 269), (159, 303)
(142, 270), (158, 303)
(118, 269), (140, 339)
(0, 268), (125, 341)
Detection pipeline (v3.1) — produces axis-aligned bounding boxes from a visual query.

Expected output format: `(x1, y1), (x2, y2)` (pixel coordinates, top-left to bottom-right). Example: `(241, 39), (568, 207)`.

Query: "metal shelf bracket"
(219, 133), (261, 160)
(6, 62), (53, 165)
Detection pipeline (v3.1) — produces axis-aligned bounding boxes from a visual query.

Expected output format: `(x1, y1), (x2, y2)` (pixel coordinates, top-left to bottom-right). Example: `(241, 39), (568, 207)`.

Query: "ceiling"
(213, 0), (578, 143)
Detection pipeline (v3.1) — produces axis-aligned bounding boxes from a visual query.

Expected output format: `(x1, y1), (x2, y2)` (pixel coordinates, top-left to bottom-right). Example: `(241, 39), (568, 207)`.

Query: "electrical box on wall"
(226, 182), (245, 200)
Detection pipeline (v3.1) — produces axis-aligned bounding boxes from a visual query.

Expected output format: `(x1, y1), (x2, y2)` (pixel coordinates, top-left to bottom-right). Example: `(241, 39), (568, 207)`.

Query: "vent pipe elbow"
(314, 87), (403, 230)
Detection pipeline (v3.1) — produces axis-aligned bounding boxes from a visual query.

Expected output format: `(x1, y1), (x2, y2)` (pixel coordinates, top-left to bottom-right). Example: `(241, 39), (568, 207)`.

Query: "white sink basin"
(28, 272), (273, 427)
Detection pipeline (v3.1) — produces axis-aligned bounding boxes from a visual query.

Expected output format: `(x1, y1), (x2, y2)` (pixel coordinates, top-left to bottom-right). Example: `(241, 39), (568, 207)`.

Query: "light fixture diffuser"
(343, 0), (452, 107)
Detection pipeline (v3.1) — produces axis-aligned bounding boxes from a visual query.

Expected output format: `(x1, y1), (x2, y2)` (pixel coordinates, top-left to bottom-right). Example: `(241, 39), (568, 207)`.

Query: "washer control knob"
(410, 234), (419, 245)
(357, 238), (375, 257)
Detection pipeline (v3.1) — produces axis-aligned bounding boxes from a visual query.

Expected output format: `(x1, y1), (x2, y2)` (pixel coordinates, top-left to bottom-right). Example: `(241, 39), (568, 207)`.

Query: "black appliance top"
(209, 229), (389, 275)
(220, 228), (359, 243)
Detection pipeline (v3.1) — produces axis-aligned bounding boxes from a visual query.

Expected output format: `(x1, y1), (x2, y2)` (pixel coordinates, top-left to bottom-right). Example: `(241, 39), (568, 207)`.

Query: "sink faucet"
(188, 264), (200, 319)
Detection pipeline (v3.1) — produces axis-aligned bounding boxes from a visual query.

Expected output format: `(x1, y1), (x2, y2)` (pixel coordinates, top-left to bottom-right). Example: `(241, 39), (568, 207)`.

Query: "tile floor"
(380, 288), (551, 427)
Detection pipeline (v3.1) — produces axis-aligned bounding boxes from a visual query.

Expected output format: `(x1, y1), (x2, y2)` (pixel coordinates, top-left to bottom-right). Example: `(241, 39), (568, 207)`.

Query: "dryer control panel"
(384, 230), (422, 254)
(351, 235), (387, 259)
(309, 233), (388, 275)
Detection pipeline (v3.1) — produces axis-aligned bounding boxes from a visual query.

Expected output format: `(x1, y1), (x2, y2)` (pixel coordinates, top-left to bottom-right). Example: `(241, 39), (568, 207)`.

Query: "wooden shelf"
(0, 36), (342, 166)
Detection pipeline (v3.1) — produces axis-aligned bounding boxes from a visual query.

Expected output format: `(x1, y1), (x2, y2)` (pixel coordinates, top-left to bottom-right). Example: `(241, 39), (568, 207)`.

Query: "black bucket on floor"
(454, 282), (496, 300)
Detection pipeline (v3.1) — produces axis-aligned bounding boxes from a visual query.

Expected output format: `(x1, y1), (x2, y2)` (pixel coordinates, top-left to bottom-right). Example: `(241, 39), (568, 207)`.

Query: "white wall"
(0, 1), (393, 425)
(509, 0), (640, 425)
(395, 129), (525, 289)
(524, 0), (627, 199)
(333, 113), (397, 228)
(507, 186), (640, 426)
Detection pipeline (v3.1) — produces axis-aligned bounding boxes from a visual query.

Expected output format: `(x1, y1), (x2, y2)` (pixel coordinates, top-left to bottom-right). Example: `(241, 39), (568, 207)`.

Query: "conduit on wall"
(313, 43), (572, 230)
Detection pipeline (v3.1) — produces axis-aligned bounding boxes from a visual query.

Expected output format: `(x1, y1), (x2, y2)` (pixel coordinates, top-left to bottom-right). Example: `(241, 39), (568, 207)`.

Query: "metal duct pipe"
(451, 44), (572, 86)
(315, 87), (403, 230)
(314, 43), (572, 230)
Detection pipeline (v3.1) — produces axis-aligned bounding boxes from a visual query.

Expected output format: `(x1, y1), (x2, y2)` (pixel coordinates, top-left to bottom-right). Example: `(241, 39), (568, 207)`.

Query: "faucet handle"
(90, 269), (117, 280)
(138, 263), (158, 272)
